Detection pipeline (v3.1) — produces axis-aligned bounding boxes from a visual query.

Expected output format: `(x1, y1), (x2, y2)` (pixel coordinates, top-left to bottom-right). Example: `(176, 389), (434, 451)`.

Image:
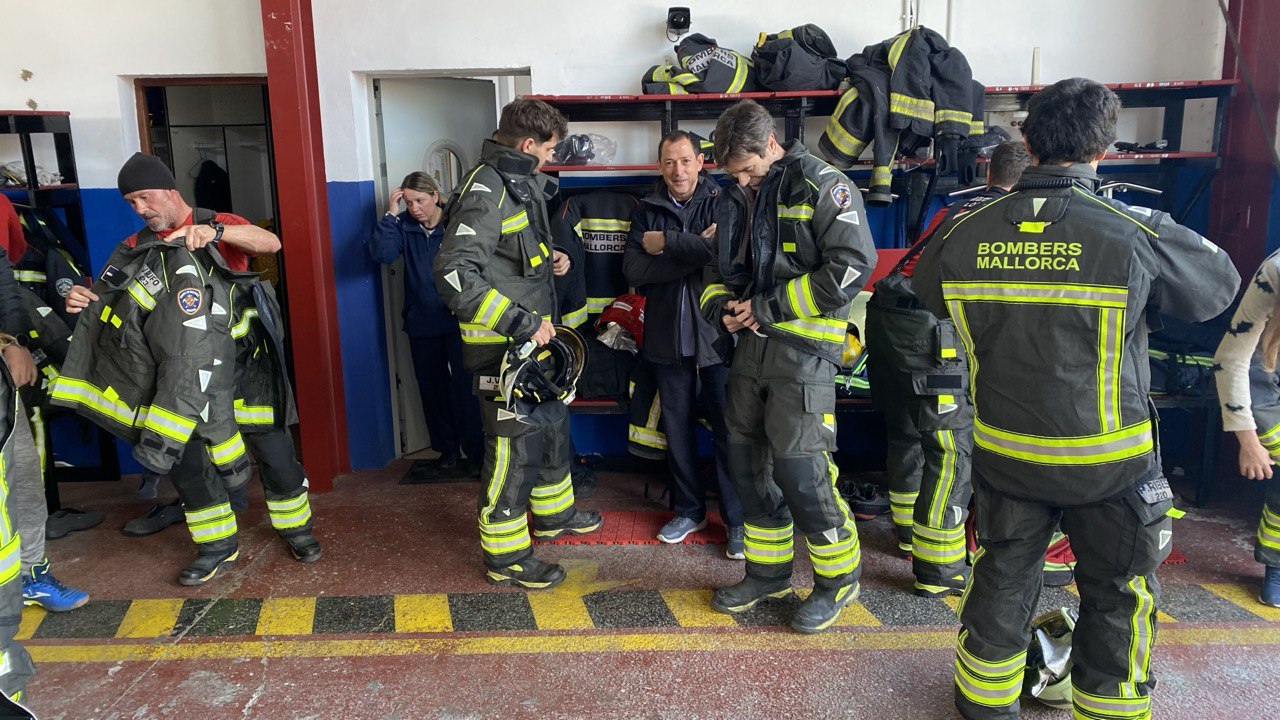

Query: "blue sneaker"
(1261, 566), (1280, 608)
(22, 559), (88, 612)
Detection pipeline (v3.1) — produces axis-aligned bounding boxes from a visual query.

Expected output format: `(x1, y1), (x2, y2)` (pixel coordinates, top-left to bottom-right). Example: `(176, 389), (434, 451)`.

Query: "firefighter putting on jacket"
(434, 99), (602, 590)
(700, 100), (877, 633)
(60, 153), (305, 585)
(866, 141), (1030, 597)
(912, 79), (1239, 720)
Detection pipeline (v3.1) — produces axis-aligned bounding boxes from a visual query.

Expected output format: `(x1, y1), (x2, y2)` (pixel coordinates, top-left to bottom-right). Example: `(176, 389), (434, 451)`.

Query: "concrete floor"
(22, 459), (1280, 720)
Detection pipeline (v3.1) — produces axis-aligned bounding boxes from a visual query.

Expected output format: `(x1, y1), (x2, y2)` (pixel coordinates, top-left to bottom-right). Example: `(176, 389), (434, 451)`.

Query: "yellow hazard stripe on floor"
(16, 607), (43, 640)
(1203, 583), (1280, 622)
(394, 594), (453, 633)
(794, 587), (882, 627)
(256, 597), (317, 636)
(660, 589), (737, 627)
(116, 599), (185, 638)
(24, 625), (1280, 665)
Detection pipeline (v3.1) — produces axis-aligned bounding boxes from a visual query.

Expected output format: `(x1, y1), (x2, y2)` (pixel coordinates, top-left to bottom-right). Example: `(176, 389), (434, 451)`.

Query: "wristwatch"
(12, 333), (28, 348)
(207, 218), (225, 243)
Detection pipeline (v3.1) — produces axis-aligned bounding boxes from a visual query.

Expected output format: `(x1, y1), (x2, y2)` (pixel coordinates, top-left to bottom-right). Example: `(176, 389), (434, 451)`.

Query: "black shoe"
(178, 545), (239, 586)
(914, 570), (969, 598)
(792, 582), (860, 634)
(485, 558), (566, 589)
(533, 510), (603, 540)
(286, 533), (323, 563)
(711, 576), (794, 614)
(123, 500), (184, 537)
(435, 451), (461, 470)
(45, 508), (104, 539)
(840, 482), (890, 520)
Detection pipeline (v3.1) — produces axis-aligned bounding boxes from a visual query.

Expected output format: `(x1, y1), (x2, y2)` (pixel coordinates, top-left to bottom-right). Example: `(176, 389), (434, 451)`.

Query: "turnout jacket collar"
(1015, 163), (1102, 193)
(479, 140), (557, 200)
(640, 174), (718, 213)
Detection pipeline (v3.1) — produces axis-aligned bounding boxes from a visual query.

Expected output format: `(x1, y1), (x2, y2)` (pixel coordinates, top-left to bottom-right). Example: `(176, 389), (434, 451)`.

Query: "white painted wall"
(314, 0), (1227, 182)
(0, 0), (266, 188)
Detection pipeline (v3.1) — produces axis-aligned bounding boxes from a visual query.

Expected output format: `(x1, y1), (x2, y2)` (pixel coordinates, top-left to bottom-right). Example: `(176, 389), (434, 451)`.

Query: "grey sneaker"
(726, 525), (745, 560)
(657, 516), (707, 544)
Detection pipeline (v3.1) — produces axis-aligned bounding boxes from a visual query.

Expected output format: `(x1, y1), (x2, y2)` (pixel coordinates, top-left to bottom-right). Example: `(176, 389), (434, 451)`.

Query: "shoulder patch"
(177, 288), (203, 315)
(830, 183), (853, 209)
(54, 277), (74, 298)
(455, 224), (477, 237)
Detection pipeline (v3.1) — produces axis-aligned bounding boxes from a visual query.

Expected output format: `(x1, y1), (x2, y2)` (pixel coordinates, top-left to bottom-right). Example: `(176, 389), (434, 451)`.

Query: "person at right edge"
(912, 78), (1239, 720)
(433, 98), (601, 591)
(866, 140), (1030, 598)
(624, 130), (744, 558)
(700, 100), (876, 633)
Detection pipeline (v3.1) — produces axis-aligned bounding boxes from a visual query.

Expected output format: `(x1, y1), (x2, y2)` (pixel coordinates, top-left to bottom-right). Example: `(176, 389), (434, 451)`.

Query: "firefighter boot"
(791, 581), (860, 634)
(533, 510), (603, 540)
(285, 531), (323, 563)
(486, 557), (566, 590)
(178, 544), (240, 586)
(711, 575), (794, 614)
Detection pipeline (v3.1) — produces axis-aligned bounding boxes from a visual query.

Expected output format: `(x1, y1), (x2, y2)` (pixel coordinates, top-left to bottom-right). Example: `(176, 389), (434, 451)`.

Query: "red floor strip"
(542, 510), (728, 545)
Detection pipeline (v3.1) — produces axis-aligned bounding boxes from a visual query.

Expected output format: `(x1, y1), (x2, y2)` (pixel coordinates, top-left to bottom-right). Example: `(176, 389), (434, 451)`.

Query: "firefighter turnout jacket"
(229, 280), (298, 433)
(51, 229), (253, 485)
(912, 164), (1240, 506)
(642, 34), (760, 95)
(752, 24), (846, 92)
(701, 141), (878, 365)
(552, 191), (637, 326)
(433, 140), (560, 373)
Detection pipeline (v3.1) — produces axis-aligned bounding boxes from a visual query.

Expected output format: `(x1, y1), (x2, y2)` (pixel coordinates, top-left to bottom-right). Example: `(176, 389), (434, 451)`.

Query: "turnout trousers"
(725, 334), (860, 592)
(954, 476), (1169, 720)
(0, 388), (34, 700)
(170, 428), (314, 552)
(1248, 357), (1280, 567)
(866, 291), (973, 591)
(476, 393), (579, 569)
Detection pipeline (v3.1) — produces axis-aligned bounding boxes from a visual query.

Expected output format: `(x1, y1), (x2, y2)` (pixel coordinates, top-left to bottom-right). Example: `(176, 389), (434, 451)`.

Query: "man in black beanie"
(62, 153), (321, 585)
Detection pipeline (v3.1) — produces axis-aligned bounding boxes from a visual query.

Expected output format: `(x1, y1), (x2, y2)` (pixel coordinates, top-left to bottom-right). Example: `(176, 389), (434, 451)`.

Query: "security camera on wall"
(667, 7), (691, 40)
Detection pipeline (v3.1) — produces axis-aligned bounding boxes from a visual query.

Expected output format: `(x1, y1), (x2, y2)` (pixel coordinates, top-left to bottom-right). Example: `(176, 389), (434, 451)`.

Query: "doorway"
(372, 72), (529, 456)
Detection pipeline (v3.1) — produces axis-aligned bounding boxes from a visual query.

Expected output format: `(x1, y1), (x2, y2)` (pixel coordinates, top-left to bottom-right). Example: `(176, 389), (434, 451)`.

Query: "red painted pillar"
(259, 0), (348, 491)
(1209, 0), (1279, 278)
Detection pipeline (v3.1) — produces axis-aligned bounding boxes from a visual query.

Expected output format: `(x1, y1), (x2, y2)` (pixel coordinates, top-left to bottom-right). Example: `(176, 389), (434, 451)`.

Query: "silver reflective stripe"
(1099, 307), (1124, 432)
(942, 281), (1127, 308)
(973, 418), (1153, 465)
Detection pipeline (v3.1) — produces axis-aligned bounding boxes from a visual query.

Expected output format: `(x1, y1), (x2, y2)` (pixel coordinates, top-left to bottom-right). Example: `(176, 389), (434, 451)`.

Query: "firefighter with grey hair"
(700, 99), (877, 633)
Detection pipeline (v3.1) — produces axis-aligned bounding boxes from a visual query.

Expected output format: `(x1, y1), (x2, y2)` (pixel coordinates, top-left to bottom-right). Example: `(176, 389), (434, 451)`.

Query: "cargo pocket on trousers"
(803, 382), (838, 449)
(1117, 475), (1177, 575)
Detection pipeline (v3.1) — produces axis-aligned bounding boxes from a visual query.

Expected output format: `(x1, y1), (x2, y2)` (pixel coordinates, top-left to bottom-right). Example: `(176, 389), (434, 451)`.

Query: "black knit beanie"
(117, 152), (178, 196)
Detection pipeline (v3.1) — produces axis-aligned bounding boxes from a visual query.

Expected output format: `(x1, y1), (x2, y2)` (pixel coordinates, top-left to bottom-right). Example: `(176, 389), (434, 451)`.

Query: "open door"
(373, 75), (508, 456)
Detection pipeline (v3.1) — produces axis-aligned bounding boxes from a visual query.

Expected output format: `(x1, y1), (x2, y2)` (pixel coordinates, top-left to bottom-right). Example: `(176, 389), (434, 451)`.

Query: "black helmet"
(499, 326), (587, 425)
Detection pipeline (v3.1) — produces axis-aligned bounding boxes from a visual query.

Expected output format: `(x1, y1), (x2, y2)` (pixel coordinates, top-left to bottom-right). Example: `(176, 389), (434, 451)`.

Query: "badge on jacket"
(177, 288), (203, 315)
(831, 183), (852, 209)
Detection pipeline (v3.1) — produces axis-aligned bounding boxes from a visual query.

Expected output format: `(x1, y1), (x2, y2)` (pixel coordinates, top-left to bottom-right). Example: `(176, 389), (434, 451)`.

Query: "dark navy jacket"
(369, 210), (458, 337)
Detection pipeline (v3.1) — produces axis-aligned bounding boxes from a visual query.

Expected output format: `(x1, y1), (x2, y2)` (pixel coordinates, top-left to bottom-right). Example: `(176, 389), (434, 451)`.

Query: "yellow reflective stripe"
(184, 502), (237, 543)
(13, 270), (45, 283)
(934, 108), (973, 125)
(578, 218), (630, 233)
(1260, 421), (1280, 455)
(629, 424), (667, 451)
(1072, 686), (1151, 718)
(974, 417), (1153, 465)
(700, 283), (732, 310)
(955, 640), (1026, 707)
(501, 210), (529, 234)
(0, 535), (18, 586)
(889, 490), (918, 530)
(1074, 187), (1159, 238)
(49, 377), (137, 428)
(127, 281), (156, 311)
(472, 289), (512, 331)
(1123, 575), (1157, 695)
(772, 316), (846, 343)
(231, 308), (259, 339)
(943, 281), (1128, 309)
(267, 493), (312, 531)
(744, 523), (794, 564)
(871, 166), (892, 186)
(480, 513), (531, 554)
(561, 306), (588, 329)
(458, 323), (511, 344)
(887, 29), (912, 68)
(586, 297), (614, 315)
(233, 399), (275, 425)
(481, 437), (513, 519)
(911, 523), (966, 564)
(969, 120), (985, 135)
(808, 534), (859, 577)
(1259, 504), (1280, 551)
(1098, 307), (1125, 433)
(784, 273), (820, 318)
(143, 405), (197, 443)
(727, 53), (749, 93)
(777, 204), (814, 221)
(889, 92), (935, 121)
(208, 432), (247, 466)
(529, 474), (574, 517)
(928, 430), (958, 527)
(824, 87), (870, 158)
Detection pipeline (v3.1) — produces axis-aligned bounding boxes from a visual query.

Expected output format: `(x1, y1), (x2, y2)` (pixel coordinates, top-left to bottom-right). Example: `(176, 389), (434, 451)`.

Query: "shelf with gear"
(1, 110), (120, 504)
(534, 79), (1237, 243)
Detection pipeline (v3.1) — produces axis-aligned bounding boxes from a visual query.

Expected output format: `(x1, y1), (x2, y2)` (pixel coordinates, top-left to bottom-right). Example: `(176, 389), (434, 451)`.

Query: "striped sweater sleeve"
(1214, 255), (1280, 431)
